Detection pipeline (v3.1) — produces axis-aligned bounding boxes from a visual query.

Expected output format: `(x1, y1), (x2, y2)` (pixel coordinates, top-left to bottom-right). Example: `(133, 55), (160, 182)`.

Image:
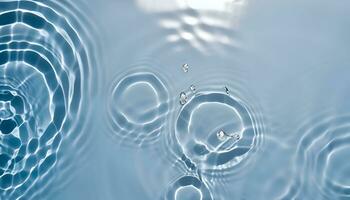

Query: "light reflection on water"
(1, 0), (350, 199)
(0, 0), (100, 199)
(99, 0), (350, 199)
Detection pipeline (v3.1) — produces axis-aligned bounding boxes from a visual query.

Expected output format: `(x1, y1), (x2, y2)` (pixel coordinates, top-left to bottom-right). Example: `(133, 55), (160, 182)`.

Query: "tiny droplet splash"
(182, 64), (189, 73)
(232, 133), (240, 141)
(224, 86), (229, 94)
(217, 130), (227, 141)
(190, 84), (196, 93)
(179, 92), (188, 105)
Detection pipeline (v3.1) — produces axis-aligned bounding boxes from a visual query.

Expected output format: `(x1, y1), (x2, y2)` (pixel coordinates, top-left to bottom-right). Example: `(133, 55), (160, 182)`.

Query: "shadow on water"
(0, 0), (101, 199)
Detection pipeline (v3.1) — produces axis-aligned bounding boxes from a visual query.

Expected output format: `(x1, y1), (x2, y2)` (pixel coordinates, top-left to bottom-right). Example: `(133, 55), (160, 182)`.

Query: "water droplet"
(232, 133), (240, 141)
(190, 84), (196, 93)
(217, 130), (227, 141)
(224, 86), (229, 94)
(182, 64), (189, 73)
(179, 92), (188, 105)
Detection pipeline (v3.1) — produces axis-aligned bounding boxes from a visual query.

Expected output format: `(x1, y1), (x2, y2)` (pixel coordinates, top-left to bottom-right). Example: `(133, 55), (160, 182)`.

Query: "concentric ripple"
(163, 175), (213, 200)
(108, 69), (171, 147)
(0, 0), (98, 199)
(281, 114), (350, 200)
(170, 90), (262, 177)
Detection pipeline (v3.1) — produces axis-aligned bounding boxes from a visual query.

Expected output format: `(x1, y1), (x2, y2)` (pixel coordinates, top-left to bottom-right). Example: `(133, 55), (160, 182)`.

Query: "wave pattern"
(163, 175), (212, 200)
(0, 0), (98, 199)
(160, 88), (263, 199)
(174, 92), (258, 172)
(108, 67), (171, 147)
(108, 63), (264, 199)
(281, 115), (350, 200)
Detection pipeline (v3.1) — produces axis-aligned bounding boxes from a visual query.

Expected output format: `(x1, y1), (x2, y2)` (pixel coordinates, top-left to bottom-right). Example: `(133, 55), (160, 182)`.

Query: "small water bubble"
(217, 130), (227, 141)
(232, 133), (240, 141)
(224, 86), (229, 94)
(190, 84), (196, 93)
(179, 92), (188, 105)
(182, 64), (189, 73)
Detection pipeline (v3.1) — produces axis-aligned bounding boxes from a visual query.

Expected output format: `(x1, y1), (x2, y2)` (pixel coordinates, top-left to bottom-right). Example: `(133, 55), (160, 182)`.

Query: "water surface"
(2, 0), (350, 199)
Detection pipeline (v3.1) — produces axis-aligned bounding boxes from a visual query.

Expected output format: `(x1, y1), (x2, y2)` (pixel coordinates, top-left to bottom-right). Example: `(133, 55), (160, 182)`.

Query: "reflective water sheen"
(1, 0), (350, 199)
(0, 0), (99, 199)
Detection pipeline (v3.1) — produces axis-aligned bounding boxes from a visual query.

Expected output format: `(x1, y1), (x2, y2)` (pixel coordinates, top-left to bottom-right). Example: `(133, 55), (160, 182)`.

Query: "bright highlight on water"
(0, 0), (98, 199)
(1, 0), (348, 199)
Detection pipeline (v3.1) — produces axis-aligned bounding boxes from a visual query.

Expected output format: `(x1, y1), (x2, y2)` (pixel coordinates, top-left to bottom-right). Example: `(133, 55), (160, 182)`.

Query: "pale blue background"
(16, 0), (350, 199)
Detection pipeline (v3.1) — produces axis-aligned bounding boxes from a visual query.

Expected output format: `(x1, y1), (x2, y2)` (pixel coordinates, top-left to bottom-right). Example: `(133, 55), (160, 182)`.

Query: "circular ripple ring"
(108, 70), (170, 147)
(175, 92), (257, 172)
(0, 0), (97, 199)
(164, 175), (213, 200)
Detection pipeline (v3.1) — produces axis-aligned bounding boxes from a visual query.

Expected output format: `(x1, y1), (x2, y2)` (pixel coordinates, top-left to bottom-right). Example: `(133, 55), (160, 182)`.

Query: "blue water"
(0, 0), (98, 199)
(1, 0), (350, 199)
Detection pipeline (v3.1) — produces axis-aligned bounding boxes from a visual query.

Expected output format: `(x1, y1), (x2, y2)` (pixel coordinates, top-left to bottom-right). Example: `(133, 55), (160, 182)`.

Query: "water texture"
(0, 0), (99, 199)
(98, 0), (350, 199)
(107, 68), (170, 147)
(1, 0), (350, 200)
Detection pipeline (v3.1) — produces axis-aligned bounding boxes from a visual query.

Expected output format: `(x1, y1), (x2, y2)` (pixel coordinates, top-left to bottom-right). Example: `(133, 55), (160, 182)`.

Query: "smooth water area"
(1, 0), (350, 199)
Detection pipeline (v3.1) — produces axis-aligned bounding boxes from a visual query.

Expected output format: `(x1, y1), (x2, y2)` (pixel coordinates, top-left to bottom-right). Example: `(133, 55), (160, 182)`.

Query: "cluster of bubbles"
(108, 63), (262, 200)
(0, 0), (98, 199)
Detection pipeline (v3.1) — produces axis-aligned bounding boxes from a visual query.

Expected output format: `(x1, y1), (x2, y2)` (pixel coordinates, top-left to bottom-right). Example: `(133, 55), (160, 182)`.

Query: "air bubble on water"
(217, 130), (227, 141)
(179, 92), (188, 105)
(190, 84), (196, 93)
(182, 64), (189, 73)
(224, 86), (229, 94)
(232, 133), (240, 141)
